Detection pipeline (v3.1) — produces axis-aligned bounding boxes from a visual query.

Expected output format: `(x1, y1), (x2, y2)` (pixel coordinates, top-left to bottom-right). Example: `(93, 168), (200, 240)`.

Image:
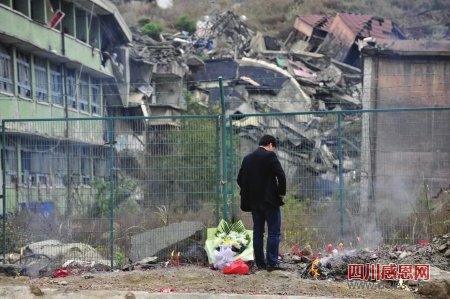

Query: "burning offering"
(311, 258), (320, 277)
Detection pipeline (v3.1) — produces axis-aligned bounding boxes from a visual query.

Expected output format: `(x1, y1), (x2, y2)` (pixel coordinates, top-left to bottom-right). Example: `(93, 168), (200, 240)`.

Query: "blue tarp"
(20, 201), (55, 218)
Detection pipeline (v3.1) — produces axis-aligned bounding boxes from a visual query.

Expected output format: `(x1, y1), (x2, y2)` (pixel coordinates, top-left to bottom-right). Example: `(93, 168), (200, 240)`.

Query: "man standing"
(237, 134), (286, 271)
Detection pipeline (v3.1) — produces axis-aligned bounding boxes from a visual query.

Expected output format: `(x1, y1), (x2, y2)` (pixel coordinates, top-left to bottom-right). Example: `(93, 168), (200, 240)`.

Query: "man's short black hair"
(259, 134), (277, 147)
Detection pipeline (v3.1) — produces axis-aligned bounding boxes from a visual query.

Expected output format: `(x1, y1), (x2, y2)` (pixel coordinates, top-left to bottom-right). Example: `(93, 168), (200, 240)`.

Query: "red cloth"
(223, 259), (249, 275)
(54, 269), (69, 278)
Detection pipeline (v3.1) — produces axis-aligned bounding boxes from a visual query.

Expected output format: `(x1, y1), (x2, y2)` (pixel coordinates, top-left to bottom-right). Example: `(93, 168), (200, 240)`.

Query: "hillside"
(115, 0), (450, 40)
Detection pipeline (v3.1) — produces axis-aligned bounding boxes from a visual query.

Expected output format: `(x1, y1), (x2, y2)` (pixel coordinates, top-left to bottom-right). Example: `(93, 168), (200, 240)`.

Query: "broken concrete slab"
(129, 221), (204, 262)
(27, 240), (108, 265)
(316, 63), (343, 85)
(239, 57), (312, 110)
(134, 256), (158, 265)
(331, 92), (361, 106)
(417, 266), (450, 299)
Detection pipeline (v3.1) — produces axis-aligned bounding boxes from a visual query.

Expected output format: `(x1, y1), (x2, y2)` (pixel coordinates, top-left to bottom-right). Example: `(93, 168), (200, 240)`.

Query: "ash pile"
(287, 234), (450, 296)
(292, 234), (450, 280)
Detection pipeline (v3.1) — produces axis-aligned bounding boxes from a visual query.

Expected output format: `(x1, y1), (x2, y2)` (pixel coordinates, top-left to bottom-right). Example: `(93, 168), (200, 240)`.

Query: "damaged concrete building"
(4, 1), (444, 215)
(179, 10), (364, 201)
(185, 11), (362, 113)
(359, 39), (450, 216)
(0, 0), (135, 215)
(293, 12), (406, 67)
(184, 10), (449, 211)
(128, 34), (187, 121)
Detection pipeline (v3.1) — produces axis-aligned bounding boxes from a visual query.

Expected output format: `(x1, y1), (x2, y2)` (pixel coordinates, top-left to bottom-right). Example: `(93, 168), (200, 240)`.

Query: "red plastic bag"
(54, 269), (69, 278)
(223, 258), (249, 275)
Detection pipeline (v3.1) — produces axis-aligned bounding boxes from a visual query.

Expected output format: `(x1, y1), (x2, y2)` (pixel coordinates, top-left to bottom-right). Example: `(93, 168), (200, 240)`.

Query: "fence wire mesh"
(229, 108), (450, 251)
(1, 115), (220, 267)
(1, 108), (450, 267)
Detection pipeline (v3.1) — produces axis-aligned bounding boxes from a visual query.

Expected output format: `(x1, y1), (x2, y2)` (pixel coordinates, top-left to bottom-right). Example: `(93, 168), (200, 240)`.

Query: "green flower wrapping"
(213, 219), (251, 254)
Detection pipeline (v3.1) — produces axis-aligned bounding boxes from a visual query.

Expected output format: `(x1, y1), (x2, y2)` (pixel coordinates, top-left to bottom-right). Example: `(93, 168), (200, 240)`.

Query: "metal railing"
(1, 115), (221, 267)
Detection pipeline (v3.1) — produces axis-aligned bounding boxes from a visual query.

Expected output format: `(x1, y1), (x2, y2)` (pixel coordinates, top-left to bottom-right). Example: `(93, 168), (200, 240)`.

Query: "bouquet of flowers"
(213, 219), (250, 254)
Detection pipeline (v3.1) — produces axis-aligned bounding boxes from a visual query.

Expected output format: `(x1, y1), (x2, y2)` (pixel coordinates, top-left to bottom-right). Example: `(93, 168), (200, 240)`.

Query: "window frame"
(66, 69), (77, 109)
(4, 147), (18, 186)
(17, 51), (32, 99)
(79, 74), (89, 112)
(34, 56), (48, 103)
(91, 78), (100, 115)
(0, 45), (13, 94)
(50, 63), (63, 106)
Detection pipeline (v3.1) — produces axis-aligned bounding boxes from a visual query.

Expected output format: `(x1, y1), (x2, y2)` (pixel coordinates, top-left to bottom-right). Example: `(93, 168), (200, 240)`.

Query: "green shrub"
(114, 249), (125, 268)
(174, 15), (196, 33)
(142, 22), (164, 39)
(0, 218), (29, 253)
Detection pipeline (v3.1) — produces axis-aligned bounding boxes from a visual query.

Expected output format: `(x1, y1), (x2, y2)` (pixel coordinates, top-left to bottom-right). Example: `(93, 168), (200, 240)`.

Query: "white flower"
(213, 220), (250, 252)
(214, 231), (249, 252)
(232, 241), (241, 249)
(217, 232), (226, 238)
(213, 237), (223, 248)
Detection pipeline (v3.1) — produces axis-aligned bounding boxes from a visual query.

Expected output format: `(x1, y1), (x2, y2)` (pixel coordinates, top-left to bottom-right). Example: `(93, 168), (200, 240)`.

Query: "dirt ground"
(0, 265), (422, 298)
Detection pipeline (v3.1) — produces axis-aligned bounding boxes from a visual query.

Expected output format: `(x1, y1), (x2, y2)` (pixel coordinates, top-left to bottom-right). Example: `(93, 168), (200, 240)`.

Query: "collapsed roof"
(293, 12), (406, 66)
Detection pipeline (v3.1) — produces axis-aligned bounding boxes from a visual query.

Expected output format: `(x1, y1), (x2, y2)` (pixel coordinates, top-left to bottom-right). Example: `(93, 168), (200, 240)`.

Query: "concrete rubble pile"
(193, 10), (254, 58)
(126, 10), (363, 200)
(131, 33), (185, 65)
(0, 240), (111, 278)
(128, 30), (188, 107)
(131, 10), (362, 110)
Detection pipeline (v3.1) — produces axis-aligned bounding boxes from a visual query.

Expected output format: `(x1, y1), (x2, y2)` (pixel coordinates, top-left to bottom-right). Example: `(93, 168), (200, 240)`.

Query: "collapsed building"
(2, 0), (446, 228)
(97, 10), (364, 206)
(169, 11), (363, 201)
(292, 12), (406, 67)
(128, 33), (187, 121)
(2, 2), (445, 211)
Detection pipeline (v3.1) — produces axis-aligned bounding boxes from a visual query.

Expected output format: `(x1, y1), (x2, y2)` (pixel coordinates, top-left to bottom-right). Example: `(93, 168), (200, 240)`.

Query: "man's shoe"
(249, 265), (266, 274)
(267, 265), (286, 272)
(255, 264), (266, 270)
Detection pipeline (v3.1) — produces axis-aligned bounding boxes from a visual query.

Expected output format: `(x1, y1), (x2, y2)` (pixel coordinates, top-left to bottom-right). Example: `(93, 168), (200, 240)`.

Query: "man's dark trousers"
(252, 206), (281, 268)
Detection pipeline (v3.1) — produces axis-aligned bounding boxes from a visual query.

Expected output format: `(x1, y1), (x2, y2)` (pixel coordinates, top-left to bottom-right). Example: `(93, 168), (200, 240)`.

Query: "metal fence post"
(107, 118), (115, 268)
(338, 112), (344, 241)
(219, 77), (228, 221)
(215, 116), (220, 225)
(229, 116), (236, 220)
(1, 121), (6, 263)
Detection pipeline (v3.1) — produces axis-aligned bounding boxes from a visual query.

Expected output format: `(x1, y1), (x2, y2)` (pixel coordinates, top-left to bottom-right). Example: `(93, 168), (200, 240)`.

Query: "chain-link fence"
(2, 108), (450, 267)
(1, 115), (220, 267)
(228, 108), (450, 251)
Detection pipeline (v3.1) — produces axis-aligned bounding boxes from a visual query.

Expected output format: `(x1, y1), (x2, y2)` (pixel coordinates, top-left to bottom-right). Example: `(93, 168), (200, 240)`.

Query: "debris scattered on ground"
(284, 233), (450, 297)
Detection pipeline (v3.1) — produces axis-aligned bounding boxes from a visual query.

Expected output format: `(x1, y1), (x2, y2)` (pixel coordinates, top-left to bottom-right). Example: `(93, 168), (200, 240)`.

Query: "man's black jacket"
(237, 147), (286, 212)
